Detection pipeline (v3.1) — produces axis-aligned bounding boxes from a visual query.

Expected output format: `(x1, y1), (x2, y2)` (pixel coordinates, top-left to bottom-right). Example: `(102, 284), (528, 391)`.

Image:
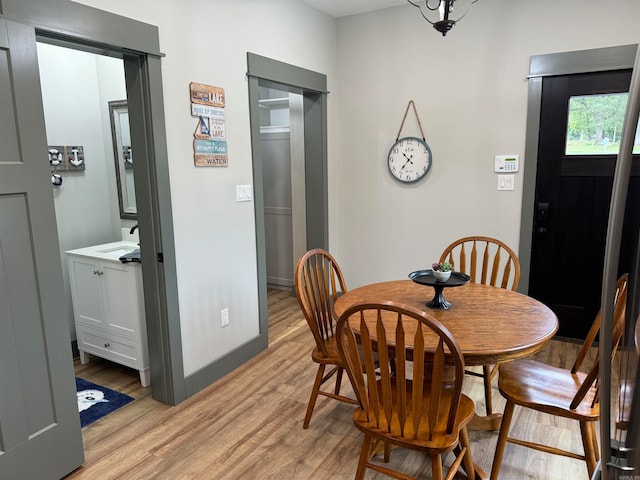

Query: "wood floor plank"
(65, 289), (614, 480)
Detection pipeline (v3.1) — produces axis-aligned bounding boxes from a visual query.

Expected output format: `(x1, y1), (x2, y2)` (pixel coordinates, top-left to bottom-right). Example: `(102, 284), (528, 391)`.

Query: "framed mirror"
(109, 100), (136, 219)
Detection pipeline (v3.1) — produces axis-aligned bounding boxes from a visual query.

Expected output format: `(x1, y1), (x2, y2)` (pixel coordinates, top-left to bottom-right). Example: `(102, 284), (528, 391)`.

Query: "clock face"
(387, 137), (432, 183)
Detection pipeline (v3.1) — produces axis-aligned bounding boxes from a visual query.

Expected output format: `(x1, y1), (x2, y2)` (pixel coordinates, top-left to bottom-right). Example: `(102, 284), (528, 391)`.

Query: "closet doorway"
(247, 52), (329, 339)
(259, 86), (306, 290)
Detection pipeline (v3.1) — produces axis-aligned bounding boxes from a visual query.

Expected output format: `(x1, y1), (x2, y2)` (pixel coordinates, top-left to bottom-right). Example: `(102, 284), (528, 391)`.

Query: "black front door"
(529, 69), (640, 339)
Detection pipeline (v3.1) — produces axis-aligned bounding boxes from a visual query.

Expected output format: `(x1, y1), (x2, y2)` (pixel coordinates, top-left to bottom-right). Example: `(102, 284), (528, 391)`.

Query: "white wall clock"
(388, 100), (432, 183)
(387, 136), (432, 183)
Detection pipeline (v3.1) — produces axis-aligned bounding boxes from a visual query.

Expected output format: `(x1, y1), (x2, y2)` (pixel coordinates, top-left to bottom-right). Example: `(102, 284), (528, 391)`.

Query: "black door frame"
(518, 44), (638, 293)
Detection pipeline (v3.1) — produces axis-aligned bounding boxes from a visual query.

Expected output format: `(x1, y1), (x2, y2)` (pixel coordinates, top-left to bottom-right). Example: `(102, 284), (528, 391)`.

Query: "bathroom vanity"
(66, 241), (150, 387)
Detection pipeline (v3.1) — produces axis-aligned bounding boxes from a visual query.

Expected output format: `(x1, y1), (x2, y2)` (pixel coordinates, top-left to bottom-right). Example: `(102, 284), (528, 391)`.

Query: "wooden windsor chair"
(337, 300), (479, 480)
(439, 236), (521, 418)
(490, 273), (629, 479)
(294, 248), (358, 429)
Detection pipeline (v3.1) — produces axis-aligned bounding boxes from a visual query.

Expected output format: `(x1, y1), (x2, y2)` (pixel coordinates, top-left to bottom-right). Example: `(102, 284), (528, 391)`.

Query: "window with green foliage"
(566, 93), (640, 155)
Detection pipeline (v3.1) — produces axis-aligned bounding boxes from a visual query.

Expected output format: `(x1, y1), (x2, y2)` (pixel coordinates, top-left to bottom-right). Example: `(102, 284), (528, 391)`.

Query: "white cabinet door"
(68, 256), (105, 329)
(102, 261), (141, 339)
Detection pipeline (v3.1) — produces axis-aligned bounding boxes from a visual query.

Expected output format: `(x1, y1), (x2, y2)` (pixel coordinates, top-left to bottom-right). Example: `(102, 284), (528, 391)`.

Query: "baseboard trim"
(184, 334), (268, 397)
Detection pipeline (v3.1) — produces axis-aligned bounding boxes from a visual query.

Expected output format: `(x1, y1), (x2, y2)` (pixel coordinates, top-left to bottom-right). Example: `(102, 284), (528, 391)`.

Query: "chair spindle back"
(295, 249), (347, 358)
(337, 301), (466, 440)
(440, 236), (520, 291)
(569, 273), (629, 410)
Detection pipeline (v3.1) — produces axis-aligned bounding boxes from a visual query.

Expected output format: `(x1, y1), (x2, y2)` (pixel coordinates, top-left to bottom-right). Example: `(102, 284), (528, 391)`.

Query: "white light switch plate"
(497, 175), (515, 191)
(236, 184), (252, 202)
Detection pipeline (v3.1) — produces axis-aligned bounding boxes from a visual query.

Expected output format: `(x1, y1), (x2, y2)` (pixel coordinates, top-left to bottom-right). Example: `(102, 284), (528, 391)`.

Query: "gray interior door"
(0, 19), (84, 478)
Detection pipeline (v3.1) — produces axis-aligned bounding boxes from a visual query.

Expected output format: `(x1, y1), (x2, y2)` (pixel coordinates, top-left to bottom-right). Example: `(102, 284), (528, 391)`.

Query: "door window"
(566, 92), (640, 155)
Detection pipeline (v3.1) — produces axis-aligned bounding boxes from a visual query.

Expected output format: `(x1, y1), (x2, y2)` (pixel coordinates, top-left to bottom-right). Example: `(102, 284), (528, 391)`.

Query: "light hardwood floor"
(66, 288), (611, 479)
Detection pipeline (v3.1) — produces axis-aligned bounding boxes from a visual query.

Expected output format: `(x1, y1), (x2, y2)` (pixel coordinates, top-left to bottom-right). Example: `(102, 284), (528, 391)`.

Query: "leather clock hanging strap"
(396, 100), (427, 142)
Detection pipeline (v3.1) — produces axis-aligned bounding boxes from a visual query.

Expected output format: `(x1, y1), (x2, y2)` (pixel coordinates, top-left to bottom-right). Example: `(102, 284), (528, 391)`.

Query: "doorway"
(36, 40), (148, 384)
(259, 85), (306, 290)
(247, 52), (329, 339)
(529, 69), (639, 339)
(519, 45), (637, 338)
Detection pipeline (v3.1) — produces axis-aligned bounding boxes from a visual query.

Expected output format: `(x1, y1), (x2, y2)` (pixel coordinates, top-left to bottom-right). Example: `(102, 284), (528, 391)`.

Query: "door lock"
(536, 202), (550, 235)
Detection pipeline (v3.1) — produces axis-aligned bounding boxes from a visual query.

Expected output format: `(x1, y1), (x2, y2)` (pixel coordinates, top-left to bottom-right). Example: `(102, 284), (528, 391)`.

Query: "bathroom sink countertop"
(66, 240), (140, 263)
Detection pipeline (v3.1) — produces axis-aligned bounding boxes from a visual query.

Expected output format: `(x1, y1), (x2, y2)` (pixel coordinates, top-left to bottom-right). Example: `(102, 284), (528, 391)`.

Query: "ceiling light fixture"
(407, 0), (479, 36)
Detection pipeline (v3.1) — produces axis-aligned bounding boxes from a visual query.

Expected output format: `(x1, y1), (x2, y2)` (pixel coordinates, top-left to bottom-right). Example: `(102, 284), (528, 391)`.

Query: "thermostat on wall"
(494, 155), (519, 173)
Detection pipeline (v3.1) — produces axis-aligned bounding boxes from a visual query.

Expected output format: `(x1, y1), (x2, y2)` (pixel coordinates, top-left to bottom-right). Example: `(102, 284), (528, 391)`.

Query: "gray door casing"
(246, 52), (329, 355)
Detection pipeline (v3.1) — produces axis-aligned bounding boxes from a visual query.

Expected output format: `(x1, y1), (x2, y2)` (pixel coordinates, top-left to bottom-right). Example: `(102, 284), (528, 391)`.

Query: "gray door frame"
(518, 44), (638, 293)
(1, 0), (185, 405)
(247, 52), (329, 342)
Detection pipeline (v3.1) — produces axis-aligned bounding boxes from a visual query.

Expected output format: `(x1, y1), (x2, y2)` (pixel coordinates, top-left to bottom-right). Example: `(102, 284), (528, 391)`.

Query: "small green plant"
(432, 261), (452, 272)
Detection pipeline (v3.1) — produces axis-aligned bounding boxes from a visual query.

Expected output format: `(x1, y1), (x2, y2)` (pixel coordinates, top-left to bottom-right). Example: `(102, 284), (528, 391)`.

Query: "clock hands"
(400, 152), (413, 171)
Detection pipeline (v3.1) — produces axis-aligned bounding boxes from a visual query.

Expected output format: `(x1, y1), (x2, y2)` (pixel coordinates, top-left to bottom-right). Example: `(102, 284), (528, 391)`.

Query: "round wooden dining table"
(334, 279), (559, 431)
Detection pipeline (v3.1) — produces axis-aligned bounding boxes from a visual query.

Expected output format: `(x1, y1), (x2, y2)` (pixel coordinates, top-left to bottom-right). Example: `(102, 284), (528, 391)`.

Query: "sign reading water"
(190, 82), (228, 167)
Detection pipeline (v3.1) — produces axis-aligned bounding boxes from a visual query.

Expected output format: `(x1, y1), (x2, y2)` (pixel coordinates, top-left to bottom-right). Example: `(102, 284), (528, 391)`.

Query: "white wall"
(95, 54), (130, 230)
(332, 0), (640, 288)
(37, 43), (129, 335)
(71, 0), (639, 378)
(75, 0), (337, 376)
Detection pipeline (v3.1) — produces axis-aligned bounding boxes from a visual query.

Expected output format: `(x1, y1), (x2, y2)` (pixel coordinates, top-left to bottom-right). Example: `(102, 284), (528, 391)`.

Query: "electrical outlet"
(221, 307), (229, 327)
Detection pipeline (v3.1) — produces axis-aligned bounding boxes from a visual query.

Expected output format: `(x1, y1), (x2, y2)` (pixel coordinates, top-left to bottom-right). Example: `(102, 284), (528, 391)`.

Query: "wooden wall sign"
(190, 82), (225, 108)
(190, 82), (228, 167)
(48, 145), (85, 171)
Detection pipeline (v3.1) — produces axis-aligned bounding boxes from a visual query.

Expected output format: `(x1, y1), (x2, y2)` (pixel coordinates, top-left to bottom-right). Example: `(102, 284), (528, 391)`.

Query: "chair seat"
(311, 336), (343, 365)
(498, 358), (599, 421)
(352, 383), (476, 453)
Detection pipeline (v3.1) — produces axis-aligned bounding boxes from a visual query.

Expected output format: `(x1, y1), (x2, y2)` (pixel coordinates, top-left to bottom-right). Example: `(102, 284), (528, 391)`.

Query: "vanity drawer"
(76, 325), (143, 370)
